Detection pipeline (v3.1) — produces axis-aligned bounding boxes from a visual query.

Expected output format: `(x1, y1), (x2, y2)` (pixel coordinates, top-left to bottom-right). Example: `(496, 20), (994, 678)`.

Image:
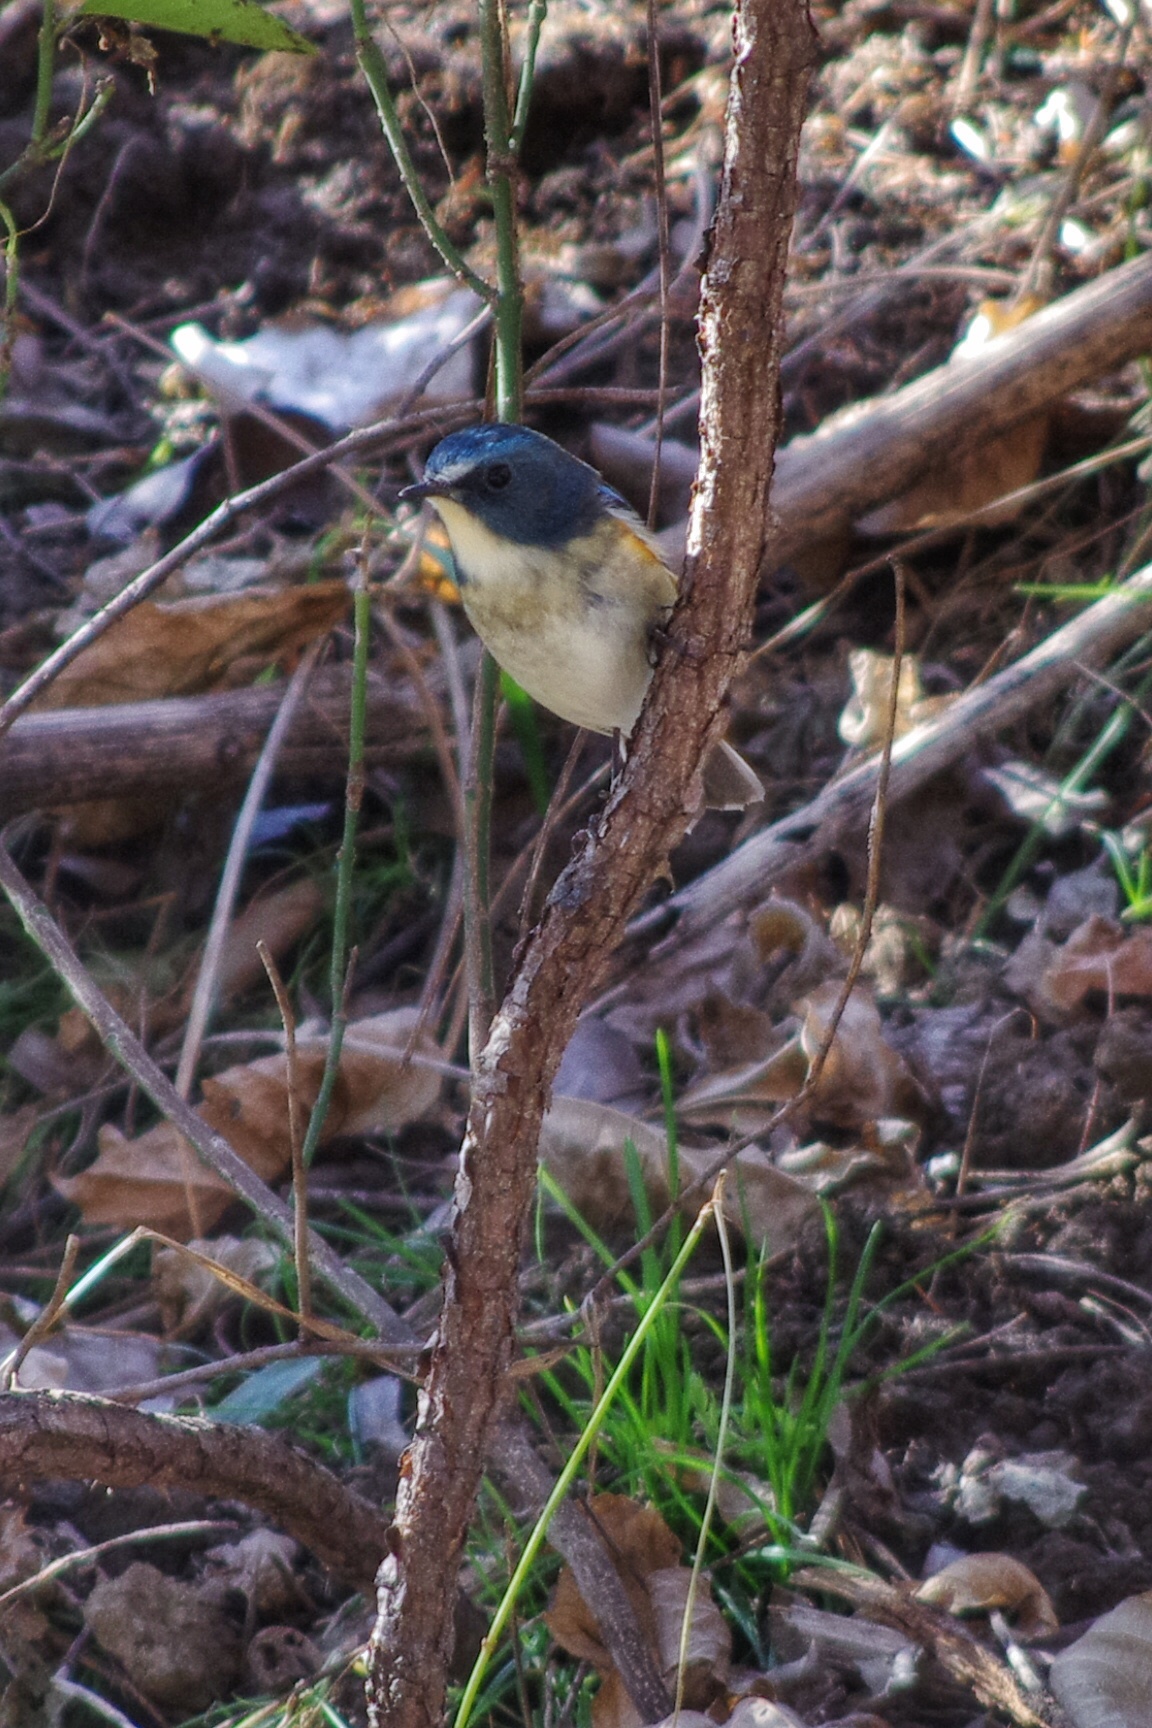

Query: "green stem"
(461, 0), (528, 1055)
(463, 649), (499, 1060)
(509, 0), (547, 154)
(299, 561), (373, 1166)
(0, 201), (18, 398)
(32, 0), (58, 149)
(348, 0), (491, 302)
(479, 0), (524, 419)
(47, 79), (115, 162)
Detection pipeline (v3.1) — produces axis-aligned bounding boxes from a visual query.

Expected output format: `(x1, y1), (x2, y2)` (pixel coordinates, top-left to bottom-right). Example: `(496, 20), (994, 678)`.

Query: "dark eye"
(485, 462), (512, 491)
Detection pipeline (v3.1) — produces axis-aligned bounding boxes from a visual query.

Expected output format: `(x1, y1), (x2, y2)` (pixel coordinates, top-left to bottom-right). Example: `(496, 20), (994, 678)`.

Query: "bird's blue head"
(401, 424), (616, 548)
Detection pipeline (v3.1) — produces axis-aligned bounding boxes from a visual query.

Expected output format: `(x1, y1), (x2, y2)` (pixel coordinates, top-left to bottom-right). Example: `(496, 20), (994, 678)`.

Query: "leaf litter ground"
(3, 0), (1152, 1723)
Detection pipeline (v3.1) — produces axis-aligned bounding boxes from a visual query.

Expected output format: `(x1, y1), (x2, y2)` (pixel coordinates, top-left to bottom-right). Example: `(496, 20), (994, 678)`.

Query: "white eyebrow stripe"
(430, 456), (481, 485)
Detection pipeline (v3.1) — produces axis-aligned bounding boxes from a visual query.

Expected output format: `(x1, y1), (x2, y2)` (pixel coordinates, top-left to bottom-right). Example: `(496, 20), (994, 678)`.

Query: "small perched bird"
(401, 423), (761, 807)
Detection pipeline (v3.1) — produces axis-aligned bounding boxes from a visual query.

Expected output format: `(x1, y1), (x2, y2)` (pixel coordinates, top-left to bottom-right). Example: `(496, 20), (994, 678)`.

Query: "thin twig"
(2, 1232), (80, 1388)
(517, 731), (592, 942)
(112, 1337), (417, 1408)
(645, 0), (670, 529)
(175, 643), (323, 1102)
(674, 1174), (735, 1719)
(257, 940), (311, 1326)
(107, 310), (387, 518)
(951, 0), (997, 114)
(348, 0), (490, 302)
(634, 559), (1152, 949)
(804, 562), (906, 1099)
(299, 551), (373, 1168)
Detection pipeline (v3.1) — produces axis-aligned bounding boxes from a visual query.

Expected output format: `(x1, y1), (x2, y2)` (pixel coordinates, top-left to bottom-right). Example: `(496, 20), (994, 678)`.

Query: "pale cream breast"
(430, 500), (677, 735)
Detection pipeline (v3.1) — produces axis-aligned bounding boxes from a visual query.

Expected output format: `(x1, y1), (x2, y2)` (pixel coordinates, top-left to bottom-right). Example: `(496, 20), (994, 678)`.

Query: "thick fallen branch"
(768, 249), (1152, 559)
(0, 1388), (389, 1588)
(366, 4), (816, 1724)
(789, 1566), (1049, 1727)
(594, 247), (1152, 563)
(0, 667), (426, 815)
(628, 560), (1152, 963)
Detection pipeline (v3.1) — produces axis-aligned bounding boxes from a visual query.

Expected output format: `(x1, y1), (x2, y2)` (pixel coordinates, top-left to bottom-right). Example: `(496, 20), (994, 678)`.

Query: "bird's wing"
(599, 486), (673, 565)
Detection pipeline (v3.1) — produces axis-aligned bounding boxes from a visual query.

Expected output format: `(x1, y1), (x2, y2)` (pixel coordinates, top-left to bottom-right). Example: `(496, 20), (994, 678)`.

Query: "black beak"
(399, 477), (447, 504)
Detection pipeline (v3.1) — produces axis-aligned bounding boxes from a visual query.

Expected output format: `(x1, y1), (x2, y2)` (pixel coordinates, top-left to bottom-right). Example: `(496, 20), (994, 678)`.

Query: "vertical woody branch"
(366, 4), (816, 1725)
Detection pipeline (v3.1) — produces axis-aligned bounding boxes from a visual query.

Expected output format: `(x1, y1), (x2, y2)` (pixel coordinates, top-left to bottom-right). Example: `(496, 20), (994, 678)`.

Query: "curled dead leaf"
(857, 412), (1047, 534)
(154, 1234), (278, 1335)
(546, 1494), (681, 1672)
(199, 1006), (443, 1166)
(799, 982), (931, 1127)
(915, 1553), (1058, 1642)
(200, 878), (325, 1006)
(55, 1119), (238, 1236)
(838, 651), (950, 750)
(646, 1564), (731, 1702)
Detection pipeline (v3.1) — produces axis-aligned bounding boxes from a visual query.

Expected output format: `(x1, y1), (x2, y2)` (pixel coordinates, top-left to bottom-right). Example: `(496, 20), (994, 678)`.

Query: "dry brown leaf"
(34, 582), (348, 711)
(540, 1097), (673, 1233)
(57, 1008), (443, 1235)
(858, 297), (1047, 535)
(55, 1119), (238, 1235)
(857, 412), (1047, 534)
(540, 1095), (819, 1254)
(547, 1497), (729, 1727)
(154, 1234), (278, 1335)
(695, 993), (781, 1070)
(199, 1006), (443, 1170)
(789, 1565), (1048, 1726)
(799, 982), (930, 1126)
(749, 896), (843, 985)
(647, 1565), (731, 1702)
(204, 878), (326, 1006)
(1050, 1590), (1152, 1728)
(777, 1120), (926, 1204)
(676, 1038), (810, 1125)
(590, 1668), (645, 1728)
(915, 1553), (1059, 1641)
(686, 1143), (820, 1253)
(546, 1493), (681, 1671)
(1039, 916), (1152, 1014)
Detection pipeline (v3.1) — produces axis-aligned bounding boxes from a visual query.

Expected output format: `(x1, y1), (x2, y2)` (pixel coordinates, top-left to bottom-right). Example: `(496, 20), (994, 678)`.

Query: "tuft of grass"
(1102, 828), (1152, 920)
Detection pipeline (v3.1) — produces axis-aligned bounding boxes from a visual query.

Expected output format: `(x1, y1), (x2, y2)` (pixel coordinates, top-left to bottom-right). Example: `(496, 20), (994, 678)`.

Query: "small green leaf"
(78, 0), (316, 54)
(209, 1356), (328, 1423)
